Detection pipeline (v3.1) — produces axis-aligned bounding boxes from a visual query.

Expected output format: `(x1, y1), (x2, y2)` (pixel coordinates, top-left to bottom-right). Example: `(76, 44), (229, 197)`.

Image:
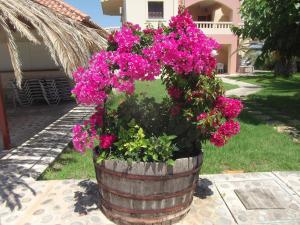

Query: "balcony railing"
(105, 22), (236, 34)
(105, 26), (121, 33)
(194, 22), (234, 35)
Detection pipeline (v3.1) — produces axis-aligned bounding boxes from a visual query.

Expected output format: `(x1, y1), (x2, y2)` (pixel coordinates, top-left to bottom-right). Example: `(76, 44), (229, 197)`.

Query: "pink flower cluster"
(216, 96), (244, 119)
(71, 52), (112, 105)
(210, 120), (240, 147)
(72, 9), (243, 154)
(114, 26), (140, 53)
(72, 23), (161, 105)
(196, 97), (243, 147)
(73, 109), (105, 153)
(72, 124), (90, 153)
(144, 9), (219, 76)
(100, 134), (117, 149)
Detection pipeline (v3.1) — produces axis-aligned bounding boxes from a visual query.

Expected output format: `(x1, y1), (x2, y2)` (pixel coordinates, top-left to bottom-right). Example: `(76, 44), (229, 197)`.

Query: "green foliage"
(233, 0), (300, 75)
(116, 96), (202, 157)
(113, 121), (177, 165)
(162, 67), (224, 117)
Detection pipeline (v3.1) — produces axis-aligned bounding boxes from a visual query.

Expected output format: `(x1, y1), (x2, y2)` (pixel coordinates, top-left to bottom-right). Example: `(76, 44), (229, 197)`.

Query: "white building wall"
(0, 33), (65, 88)
(124, 0), (178, 28)
(0, 33), (58, 72)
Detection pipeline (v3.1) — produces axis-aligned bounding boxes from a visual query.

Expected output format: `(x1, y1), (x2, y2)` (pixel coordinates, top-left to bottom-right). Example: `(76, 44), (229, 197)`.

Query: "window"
(148, 1), (164, 19)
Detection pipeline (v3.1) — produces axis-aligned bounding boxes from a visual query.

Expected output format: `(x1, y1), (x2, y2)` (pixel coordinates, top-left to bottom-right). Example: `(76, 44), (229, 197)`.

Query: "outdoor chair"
(216, 63), (225, 74)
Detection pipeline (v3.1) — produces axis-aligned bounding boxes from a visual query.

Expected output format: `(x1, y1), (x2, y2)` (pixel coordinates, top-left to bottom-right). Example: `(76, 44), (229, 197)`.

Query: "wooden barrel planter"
(94, 153), (203, 225)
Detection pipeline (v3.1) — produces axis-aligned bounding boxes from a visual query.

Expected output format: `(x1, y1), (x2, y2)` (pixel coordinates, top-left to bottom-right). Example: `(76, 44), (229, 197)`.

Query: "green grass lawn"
(39, 79), (300, 180)
(233, 73), (300, 129)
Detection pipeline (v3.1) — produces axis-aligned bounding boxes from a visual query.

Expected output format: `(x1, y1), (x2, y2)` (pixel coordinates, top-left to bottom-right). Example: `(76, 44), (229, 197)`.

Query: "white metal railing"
(194, 22), (234, 34)
(105, 22), (236, 34)
(105, 26), (120, 33)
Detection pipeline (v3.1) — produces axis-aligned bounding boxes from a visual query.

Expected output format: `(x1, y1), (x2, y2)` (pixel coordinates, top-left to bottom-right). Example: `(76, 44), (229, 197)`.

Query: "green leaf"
(94, 138), (100, 148)
(167, 159), (175, 166)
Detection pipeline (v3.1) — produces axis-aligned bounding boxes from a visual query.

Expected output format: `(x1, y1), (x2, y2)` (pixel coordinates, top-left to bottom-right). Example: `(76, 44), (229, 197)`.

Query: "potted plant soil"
(71, 8), (243, 225)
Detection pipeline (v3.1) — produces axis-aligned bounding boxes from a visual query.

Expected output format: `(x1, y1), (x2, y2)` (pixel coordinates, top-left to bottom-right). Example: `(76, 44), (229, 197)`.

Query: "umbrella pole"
(0, 76), (11, 150)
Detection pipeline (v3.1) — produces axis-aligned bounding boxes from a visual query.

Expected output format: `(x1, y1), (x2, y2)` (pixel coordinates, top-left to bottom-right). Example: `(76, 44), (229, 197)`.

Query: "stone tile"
(216, 178), (300, 224)
(201, 172), (275, 183)
(273, 171), (300, 196)
(179, 178), (236, 225)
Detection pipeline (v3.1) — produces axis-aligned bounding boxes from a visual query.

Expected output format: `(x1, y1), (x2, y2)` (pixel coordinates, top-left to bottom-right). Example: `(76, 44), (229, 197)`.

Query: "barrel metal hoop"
(100, 195), (193, 214)
(98, 165), (201, 181)
(98, 180), (197, 200)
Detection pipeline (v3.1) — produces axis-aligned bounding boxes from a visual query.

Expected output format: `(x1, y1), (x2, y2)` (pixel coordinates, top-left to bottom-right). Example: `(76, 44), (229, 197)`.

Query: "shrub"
(71, 8), (243, 164)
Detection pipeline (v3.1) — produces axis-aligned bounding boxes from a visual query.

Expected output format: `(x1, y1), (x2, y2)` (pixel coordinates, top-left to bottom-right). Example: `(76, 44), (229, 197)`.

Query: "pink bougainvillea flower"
(216, 96), (244, 119)
(210, 120), (240, 147)
(218, 120), (240, 138)
(210, 132), (226, 147)
(144, 8), (219, 76)
(72, 124), (89, 153)
(197, 112), (208, 121)
(100, 134), (117, 149)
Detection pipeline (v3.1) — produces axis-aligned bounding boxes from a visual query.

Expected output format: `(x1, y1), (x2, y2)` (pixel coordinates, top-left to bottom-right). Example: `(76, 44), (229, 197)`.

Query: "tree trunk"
(274, 56), (297, 77)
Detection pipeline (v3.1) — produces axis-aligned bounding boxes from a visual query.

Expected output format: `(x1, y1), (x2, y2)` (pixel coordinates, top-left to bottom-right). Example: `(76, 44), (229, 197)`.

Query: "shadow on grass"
(236, 74), (300, 127)
(237, 110), (262, 126)
(244, 93), (300, 123)
(238, 74), (300, 91)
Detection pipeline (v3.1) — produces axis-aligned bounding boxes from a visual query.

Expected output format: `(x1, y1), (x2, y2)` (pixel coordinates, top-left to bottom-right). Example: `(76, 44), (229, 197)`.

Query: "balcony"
(105, 22), (236, 35)
(194, 22), (234, 35)
(101, 0), (122, 16)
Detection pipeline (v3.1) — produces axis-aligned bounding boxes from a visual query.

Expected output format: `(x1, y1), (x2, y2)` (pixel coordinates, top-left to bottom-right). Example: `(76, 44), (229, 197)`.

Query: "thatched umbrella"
(0, 0), (108, 86)
(0, 0), (109, 149)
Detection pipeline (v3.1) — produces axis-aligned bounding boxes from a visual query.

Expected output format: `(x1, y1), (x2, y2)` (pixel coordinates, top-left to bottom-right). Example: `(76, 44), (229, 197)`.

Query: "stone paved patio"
(0, 172), (299, 225)
(0, 103), (77, 157)
(0, 104), (95, 225)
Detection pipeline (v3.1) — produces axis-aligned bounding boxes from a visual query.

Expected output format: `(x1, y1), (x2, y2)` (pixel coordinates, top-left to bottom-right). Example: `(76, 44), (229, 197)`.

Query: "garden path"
(0, 103), (76, 158)
(221, 76), (262, 97)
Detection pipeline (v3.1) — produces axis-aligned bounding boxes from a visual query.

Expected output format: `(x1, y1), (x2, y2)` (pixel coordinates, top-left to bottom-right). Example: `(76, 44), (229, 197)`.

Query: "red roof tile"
(34, 0), (90, 22)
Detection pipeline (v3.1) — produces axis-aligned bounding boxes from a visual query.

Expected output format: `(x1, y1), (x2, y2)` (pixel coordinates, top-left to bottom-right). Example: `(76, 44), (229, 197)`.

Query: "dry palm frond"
(0, 0), (108, 87)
